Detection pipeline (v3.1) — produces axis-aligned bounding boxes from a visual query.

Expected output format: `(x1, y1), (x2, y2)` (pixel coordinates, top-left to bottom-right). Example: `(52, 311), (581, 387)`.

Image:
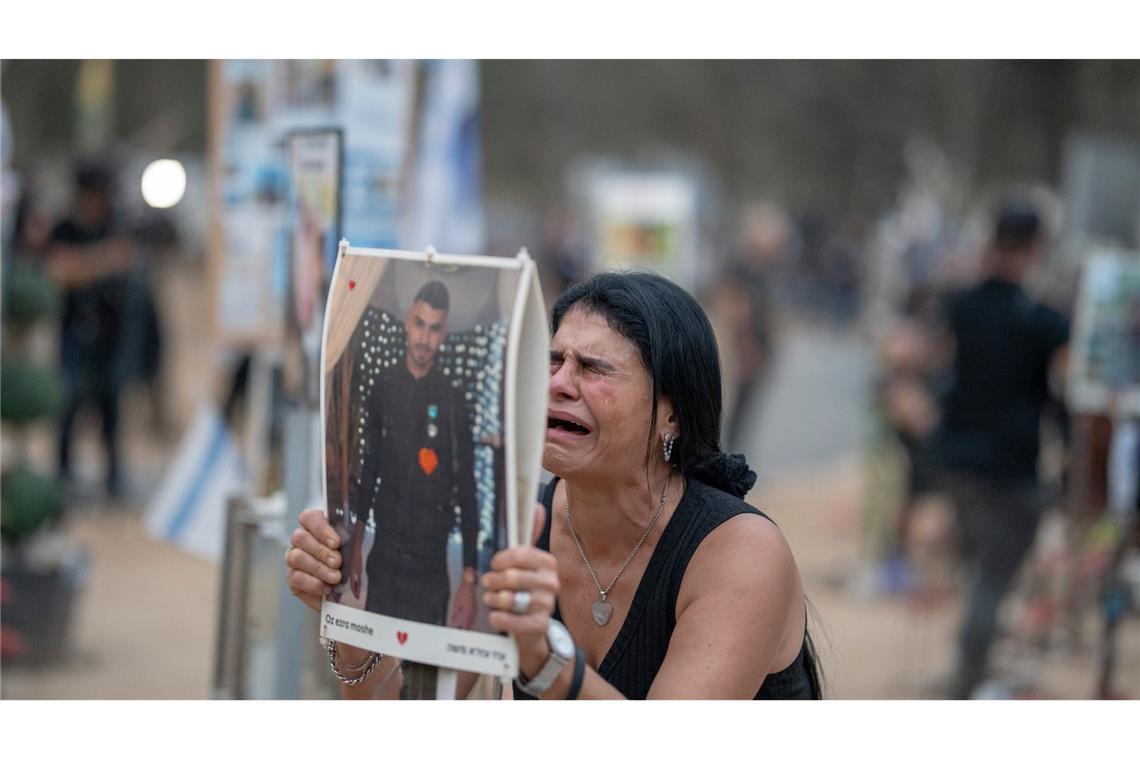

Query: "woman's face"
(544, 306), (657, 482)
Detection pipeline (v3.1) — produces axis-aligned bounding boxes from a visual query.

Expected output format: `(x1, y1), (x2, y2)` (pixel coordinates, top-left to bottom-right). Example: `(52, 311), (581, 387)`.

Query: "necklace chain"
(564, 473), (671, 601)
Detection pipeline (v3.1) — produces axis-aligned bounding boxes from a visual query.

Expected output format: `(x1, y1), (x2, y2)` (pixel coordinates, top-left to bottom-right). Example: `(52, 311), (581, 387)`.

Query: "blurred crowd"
(864, 187), (1139, 697)
(538, 177), (1138, 698)
(6, 161), (174, 506)
(6, 145), (1138, 697)
(3, 60), (1138, 699)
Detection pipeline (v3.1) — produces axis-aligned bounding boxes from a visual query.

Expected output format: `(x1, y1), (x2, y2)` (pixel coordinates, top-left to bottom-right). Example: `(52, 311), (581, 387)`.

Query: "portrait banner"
(1067, 249), (1140, 416)
(319, 242), (548, 679)
(284, 128), (343, 405)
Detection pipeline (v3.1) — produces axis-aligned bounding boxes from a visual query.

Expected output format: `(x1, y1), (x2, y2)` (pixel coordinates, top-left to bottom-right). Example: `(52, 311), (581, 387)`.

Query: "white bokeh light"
(140, 159), (186, 209)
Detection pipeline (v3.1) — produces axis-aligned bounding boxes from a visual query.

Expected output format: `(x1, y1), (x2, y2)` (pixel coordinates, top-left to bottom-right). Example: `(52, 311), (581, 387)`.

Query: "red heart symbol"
(348, 280), (356, 290)
(397, 631), (408, 645)
(418, 448), (438, 476)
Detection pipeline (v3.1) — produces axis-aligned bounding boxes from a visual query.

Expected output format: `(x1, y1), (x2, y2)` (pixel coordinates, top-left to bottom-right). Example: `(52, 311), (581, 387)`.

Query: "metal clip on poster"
(317, 241), (549, 700)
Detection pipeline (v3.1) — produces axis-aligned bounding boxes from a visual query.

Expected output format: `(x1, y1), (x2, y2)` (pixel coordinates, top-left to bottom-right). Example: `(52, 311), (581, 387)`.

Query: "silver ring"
(511, 590), (532, 615)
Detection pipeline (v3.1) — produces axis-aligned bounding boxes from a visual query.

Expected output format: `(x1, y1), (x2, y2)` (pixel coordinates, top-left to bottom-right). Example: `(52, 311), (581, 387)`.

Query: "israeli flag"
(146, 403), (249, 562)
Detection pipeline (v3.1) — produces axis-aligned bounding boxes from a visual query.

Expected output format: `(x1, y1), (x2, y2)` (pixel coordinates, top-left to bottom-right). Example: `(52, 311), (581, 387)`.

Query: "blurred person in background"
(933, 199), (1069, 699)
(868, 283), (957, 600)
(127, 212), (175, 438)
(7, 182), (53, 263)
(886, 284), (955, 544)
(538, 204), (589, 309)
(717, 202), (790, 452)
(45, 162), (136, 504)
(819, 215), (865, 326)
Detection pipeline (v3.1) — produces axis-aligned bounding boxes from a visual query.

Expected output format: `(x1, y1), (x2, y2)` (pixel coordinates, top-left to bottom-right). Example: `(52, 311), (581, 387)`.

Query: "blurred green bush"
(2, 261), (60, 331)
(1, 465), (61, 545)
(0, 360), (63, 426)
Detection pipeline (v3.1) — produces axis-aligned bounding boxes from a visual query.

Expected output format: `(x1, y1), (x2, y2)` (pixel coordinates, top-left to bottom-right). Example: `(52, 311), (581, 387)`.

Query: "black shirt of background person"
(49, 216), (129, 360)
(352, 357), (478, 623)
(938, 279), (1070, 483)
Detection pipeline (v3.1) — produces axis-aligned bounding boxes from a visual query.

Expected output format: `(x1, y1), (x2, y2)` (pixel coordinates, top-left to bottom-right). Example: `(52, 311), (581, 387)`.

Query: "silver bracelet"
(326, 639), (382, 685)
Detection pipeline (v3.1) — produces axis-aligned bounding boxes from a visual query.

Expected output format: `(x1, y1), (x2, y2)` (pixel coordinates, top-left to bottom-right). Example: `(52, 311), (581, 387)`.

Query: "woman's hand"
(348, 540), (363, 598)
(481, 504), (560, 677)
(285, 508), (343, 612)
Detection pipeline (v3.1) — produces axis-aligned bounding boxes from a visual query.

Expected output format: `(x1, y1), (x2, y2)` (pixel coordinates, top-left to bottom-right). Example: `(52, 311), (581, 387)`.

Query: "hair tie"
(689, 452), (757, 498)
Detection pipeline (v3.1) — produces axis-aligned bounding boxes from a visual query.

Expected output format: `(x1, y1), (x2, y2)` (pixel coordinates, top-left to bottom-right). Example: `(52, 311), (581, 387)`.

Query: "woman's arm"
(288, 509), (399, 699)
(646, 513), (802, 699)
(523, 651), (625, 700)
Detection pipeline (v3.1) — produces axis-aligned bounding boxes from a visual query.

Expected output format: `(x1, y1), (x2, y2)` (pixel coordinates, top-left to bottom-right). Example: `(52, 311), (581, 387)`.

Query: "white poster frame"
(318, 242), (548, 680)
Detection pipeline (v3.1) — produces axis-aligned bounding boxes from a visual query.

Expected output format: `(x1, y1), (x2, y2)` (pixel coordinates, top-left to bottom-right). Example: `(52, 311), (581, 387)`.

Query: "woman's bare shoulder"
(677, 485), (798, 609)
(672, 501), (800, 660)
(700, 509), (794, 574)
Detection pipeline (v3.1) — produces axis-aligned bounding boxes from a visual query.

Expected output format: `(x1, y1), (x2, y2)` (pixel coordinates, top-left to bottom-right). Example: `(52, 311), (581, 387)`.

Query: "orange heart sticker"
(418, 447), (438, 476)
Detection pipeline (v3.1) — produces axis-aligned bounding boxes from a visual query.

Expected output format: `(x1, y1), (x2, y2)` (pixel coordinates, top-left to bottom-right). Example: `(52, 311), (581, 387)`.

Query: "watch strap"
(515, 647), (570, 697)
(514, 621), (573, 698)
(566, 647), (586, 700)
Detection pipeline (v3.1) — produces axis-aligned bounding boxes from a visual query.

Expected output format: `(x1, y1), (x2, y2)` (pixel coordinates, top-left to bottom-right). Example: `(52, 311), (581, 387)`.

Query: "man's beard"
(411, 344), (434, 368)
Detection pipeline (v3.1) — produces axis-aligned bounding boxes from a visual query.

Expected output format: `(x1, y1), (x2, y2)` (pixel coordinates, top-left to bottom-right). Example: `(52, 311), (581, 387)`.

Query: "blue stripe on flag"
(166, 415), (229, 542)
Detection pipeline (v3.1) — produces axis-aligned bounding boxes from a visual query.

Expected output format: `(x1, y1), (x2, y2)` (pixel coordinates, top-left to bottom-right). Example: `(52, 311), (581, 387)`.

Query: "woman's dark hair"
(550, 270), (755, 498)
(552, 269), (822, 697)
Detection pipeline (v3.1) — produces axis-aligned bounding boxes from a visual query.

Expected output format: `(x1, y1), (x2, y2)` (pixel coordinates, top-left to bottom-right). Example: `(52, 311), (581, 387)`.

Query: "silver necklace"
(564, 473), (671, 626)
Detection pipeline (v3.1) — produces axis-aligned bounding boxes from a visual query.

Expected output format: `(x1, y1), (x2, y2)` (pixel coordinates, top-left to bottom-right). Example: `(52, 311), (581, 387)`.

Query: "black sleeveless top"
(513, 476), (820, 700)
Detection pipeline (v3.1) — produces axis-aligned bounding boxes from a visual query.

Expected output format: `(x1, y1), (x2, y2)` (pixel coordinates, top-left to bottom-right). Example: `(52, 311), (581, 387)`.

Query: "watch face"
(548, 621), (575, 658)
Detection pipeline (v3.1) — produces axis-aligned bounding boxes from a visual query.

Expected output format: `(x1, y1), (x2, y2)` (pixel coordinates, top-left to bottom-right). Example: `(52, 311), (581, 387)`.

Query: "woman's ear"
(657, 395), (678, 438)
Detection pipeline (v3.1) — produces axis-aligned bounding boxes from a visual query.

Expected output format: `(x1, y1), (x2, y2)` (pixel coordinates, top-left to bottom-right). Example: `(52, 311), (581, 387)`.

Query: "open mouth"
(547, 414), (591, 436)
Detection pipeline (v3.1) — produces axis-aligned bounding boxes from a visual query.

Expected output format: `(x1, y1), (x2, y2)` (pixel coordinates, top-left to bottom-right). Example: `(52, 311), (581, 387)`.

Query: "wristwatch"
(515, 619), (575, 697)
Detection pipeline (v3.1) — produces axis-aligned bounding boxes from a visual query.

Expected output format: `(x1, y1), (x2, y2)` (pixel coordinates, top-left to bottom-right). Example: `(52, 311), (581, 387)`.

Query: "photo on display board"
(214, 60), (287, 346)
(586, 169), (700, 292)
(1068, 250), (1140, 415)
(320, 245), (548, 678)
(284, 128), (342, 404)
(281, 60), (338, 110)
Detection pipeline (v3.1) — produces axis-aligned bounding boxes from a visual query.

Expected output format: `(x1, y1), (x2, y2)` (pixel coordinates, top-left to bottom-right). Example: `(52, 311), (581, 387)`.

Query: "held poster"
(319, 244), (548, 678)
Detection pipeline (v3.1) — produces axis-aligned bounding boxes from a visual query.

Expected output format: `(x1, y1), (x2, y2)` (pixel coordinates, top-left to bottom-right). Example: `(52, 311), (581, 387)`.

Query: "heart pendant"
(591, 600), (613, 626)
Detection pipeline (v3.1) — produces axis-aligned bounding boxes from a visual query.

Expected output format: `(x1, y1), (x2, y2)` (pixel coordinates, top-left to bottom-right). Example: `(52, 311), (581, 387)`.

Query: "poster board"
(208, 60), (416, 350)
(208, 59), (286, 348)
(1067, 249), (1140, 416)
(585, 168), (700, 291)
(319, 243), (548, 679)
(283, 128), (343, 405)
